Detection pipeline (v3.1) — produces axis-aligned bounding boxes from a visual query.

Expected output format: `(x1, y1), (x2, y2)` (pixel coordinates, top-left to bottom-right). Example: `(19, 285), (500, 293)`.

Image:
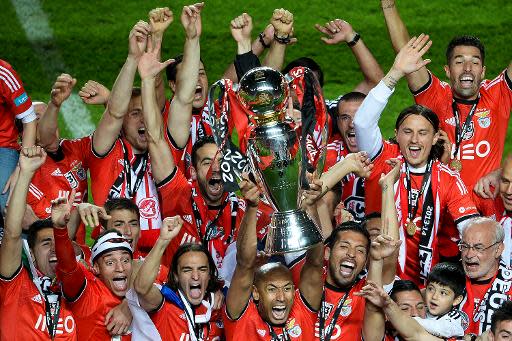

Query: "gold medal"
(406, 221), (417, 236)
(450, 159), (462, 172)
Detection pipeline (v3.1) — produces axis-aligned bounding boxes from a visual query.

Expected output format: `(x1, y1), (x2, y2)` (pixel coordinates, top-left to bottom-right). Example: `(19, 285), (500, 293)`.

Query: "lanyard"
(120, 139), (148, 199)
(451, 97), (480, 157)
(268, 324), (290, 341)
(318, 290), (350, 341)
(43, 292), (61, 340)
(405, 158), (433, 222)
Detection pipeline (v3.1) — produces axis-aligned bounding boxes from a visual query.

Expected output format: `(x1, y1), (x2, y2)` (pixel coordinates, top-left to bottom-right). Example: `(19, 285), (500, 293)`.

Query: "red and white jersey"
(314, 279), (366, 341)
(366, 141), (478, 286)
(162, 99), (212, 179)
(150, 299), (223, 340)
(325, 137), (365, 220)
(0, 266), (77, 340)
(223, 290), (318, 340)
(0, 59), (36, 149)
(158, 167), (271, 274)
(88, 136), (161, 253)
(413, 70), (512, 189)
(27, 137), (91, 219)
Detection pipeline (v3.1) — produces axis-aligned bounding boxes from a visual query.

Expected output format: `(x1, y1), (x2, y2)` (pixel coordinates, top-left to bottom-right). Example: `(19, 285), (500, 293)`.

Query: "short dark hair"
(283, 57), (324, 87)
(427, 262), (466, 297)
(27, 218), (54, 249)
(326, 221), (370, 251)
(390, 280), (422, 301)
(101, 198), (140, 227)
(191, 135), (216, 168)
(446, 35), (485, 65)
(364, 212), (382, 221)
(166, 243), (222, 294)
(393, 104), (444, 160)
(491, 300), (512, 334)
(338, 92), (366, 111)
(165, 54), (206, 83)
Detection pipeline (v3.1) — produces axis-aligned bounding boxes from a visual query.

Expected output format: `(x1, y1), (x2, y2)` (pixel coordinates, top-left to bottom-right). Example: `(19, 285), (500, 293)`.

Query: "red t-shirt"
(325, 137), (365, 220)
(366, 141), (478, 285)
(223, 290), (318, 340)
(150, 298), (223, 340)
(27, 137), (91, 219)
(314, 279), (366, 340)
(0, 59), (35, 149)
(162, 99), (212, 179)
(158, 167), (271, 270)
(0, 266), (77, 340)
(413, 70), (512, 189)
(88, 136), (162, 252)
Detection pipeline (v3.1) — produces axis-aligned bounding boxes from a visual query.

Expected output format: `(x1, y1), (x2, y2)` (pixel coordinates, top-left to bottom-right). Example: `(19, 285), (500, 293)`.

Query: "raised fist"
(128, 20), (151, 59)
(271, 8), (293, 38)
(149, 7), (173, 36)
(19, 146), (47, 174)
(160, 216), (184, 242)
(181, 2), (204, 39)
(79, 80), (110, 105)
(230, 13), (253, 43)
(51, 73), (76, 107)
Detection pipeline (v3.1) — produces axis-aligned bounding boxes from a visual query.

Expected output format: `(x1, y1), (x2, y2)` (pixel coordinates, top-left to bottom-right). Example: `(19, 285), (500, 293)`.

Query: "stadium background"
(1, 0), (511, 163)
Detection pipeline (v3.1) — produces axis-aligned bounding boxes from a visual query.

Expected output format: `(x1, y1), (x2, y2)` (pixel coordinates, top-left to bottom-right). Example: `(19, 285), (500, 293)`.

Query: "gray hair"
(464, 216), (504, 243)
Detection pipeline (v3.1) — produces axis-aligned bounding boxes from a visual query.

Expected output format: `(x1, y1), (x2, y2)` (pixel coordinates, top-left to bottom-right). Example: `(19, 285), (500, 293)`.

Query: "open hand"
(315, 19), (355, 45)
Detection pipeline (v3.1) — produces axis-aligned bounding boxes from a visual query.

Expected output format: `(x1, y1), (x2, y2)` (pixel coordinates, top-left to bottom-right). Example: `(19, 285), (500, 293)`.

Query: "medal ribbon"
(404, 157), (434, 224)
(451, 97), (480, 159)
(120, 139), (148, 199)
(318, 290), (351, 341)
(268, 324), (290, 341)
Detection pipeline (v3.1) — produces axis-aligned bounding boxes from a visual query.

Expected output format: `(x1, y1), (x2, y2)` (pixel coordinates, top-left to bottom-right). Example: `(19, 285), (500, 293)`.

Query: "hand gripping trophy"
(207, 66), (329, 254)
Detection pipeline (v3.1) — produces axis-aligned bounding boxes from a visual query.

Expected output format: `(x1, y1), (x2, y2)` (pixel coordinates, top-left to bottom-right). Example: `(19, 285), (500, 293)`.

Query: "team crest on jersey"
(138, 197), (158, 219)
(286, 318), (302, 337)
(340, 298), (353, 316)
(475, 110), (491, 128)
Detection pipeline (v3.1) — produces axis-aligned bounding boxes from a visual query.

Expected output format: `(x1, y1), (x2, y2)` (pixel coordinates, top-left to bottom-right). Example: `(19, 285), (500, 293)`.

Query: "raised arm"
(354, 35), (432, 158)
(134, 217), (182, 311)
(138, 33), (176, 184)
(315, 19), (384, 94)
(0, 146), (46, 278)
(93, 20), (149, 156)
(263, 8), (294, 72)
(225, 177), (259, 319)
(39, 73), (76, 151)
(380, 0), (430, 92)
(167, 3), (203, 149)
(319, 151), (373, 195)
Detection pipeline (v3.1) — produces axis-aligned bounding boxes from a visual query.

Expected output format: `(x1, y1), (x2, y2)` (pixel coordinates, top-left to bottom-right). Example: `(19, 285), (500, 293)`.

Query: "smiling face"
(445, 45), (486, 100)
(191, 143), (224, 206)
(253, 266), (295, 325)
(106, 209), (140, 251)
(461, 222), (503, 281)
(393, 290), (426, 318)
(395, 114), (439, 168)
(425, 282), (462, 316)
(499, 157), (512, 213)
(326, 230), (369, 288)
(174, 251), (211, 306)
(31, 227), (57, 278)
(337, 99), (362, 153)
(93, 250), (132, 297)
(122, 95), (147, 153)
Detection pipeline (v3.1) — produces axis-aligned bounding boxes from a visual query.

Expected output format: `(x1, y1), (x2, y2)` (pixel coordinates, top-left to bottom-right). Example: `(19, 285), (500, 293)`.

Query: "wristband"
(347, 32), (361, 47)
(274, 33), (291, 45)
(258, 32), (271, 49)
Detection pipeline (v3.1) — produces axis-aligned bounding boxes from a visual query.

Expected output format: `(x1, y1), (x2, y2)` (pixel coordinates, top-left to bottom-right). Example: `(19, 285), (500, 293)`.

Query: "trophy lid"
(237, 67), (289, 125)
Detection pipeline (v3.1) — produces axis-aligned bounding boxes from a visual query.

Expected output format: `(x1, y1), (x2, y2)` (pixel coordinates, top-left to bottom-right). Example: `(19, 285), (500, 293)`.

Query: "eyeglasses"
(458, 241), (500, 253)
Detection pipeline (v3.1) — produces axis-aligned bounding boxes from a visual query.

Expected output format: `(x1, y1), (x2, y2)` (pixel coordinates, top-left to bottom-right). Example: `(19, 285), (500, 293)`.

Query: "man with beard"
(0, 146), (76, 340)
(381, 0), (512, 261)
(354, 35), (479, 286)
(459, 217), (512, 336)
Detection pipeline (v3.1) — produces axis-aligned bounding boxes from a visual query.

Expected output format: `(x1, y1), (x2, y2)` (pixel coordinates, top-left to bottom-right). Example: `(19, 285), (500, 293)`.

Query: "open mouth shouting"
(194, 85), (204, 101)
(112, 275), (128, 292)
(459, 74), (475, 89)
(345, 130), (357, 149)
(339, 260), (356, 277)
(408, 145), (423, 160)
(207, 176), (223, 197)
(188, 283), (203, 301)
(137, 126), (147, 142)
(271, 304), (288, 321)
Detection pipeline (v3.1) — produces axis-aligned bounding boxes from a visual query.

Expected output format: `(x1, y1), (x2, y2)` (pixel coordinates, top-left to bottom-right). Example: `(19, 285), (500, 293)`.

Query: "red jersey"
(366, 141), (478, 286)
(0, 266), (77, 340)
(158, 168), (271, 272)
(88, 136), (162, 252)
(413, 70), (512, 189)
(27, 137), (91, 219)
(162, 99), (212, 179)
(461, 264), (512, 335)
(150, 298), (223, 340)
(0, 59), (36, 149)
(325, 137), (365, 220)
(314, 279), (366, 341)
(223, 290), (318, 340)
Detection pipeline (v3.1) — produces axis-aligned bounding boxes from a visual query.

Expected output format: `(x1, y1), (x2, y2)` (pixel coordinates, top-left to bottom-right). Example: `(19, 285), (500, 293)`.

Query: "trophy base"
(264, 209), (323, 254)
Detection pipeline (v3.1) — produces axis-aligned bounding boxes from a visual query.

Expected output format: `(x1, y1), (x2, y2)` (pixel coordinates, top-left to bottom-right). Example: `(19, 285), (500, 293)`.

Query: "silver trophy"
(236, 67), (326, 254)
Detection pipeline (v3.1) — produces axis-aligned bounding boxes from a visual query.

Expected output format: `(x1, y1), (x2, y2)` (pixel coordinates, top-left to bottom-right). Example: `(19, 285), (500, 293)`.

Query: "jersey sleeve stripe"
(411, 71), (433, 96)
(0, 67), (21, 91)
(0, 263), (22, 282)
(505, 70), (512, 90)
(0, 75), (16, 92)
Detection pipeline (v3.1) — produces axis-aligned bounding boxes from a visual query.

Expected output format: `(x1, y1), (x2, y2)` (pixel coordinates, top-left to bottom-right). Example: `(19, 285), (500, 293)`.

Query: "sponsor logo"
(51, 168), (63, 176)
(257, 329), (266, 337)
(458, 140), (491, 160)
(138, 197), (158, 219)
(14, 92), (28, 106)
(182, 214), (193, 224)
(64, 171), (78, 189)
(32, 294), (42, 303)
(444, 117), (456, 126)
